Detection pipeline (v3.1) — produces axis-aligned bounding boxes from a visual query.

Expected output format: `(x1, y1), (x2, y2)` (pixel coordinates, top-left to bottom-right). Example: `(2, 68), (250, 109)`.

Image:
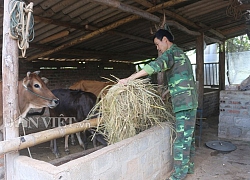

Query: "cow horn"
(26, 71), (31, 77)
(41, 77), (49, 84)
(33, 71), (40, 75)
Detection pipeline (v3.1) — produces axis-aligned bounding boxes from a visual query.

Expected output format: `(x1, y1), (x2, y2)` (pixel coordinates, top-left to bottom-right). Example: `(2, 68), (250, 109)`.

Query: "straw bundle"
(88, 78), (175, 145)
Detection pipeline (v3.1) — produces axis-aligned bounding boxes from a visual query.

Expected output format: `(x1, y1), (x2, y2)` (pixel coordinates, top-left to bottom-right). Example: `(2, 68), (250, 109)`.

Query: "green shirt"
(143, 44), (198, 113)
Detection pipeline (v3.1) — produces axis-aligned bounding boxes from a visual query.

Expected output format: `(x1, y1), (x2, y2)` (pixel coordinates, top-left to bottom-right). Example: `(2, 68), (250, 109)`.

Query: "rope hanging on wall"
(9, 0), (34, 57)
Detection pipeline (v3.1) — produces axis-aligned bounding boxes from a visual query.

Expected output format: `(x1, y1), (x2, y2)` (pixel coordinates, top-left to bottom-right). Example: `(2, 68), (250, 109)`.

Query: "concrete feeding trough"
(13, 122), (173, 180)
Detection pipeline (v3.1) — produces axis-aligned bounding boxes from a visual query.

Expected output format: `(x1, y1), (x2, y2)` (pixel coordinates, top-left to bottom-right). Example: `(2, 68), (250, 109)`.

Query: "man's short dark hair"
(153, 29), (174, 42)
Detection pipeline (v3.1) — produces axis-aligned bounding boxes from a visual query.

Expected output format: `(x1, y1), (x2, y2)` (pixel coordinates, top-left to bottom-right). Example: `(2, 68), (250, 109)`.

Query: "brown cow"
(0, 71), (59, 134)
(69, 80), (114, 97)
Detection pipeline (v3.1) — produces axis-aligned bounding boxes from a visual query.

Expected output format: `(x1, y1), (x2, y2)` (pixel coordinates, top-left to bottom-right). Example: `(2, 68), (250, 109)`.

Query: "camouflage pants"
(169, 109), (197, 180)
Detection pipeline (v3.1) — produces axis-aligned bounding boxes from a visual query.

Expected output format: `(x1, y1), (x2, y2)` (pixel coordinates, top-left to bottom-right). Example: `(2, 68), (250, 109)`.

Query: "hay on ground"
(87, 78), (175, 145)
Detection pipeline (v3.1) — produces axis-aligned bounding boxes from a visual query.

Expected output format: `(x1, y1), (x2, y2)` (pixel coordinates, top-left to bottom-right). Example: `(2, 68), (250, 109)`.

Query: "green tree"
(225, 34), (250, 53)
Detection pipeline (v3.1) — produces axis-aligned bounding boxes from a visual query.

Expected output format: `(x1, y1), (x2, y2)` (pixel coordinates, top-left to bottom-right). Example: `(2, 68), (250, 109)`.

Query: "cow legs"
(67, 118), (76, 146)
(94, 133), (108, 147)
(87, 129), (107, 147)
(70, 134), (76, 146)
(64, 134), (70, 154)
(76, 132), (87, 150)
(87, 129), (97, 148)
(49, 117), (60, 158)
(64, 132), (88, 154)
(50, 139), (60, 158)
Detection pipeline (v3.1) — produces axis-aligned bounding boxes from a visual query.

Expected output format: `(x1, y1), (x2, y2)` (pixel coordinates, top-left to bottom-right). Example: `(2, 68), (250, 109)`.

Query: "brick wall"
(203, 89), (220, 117)
(219, 90), (250, 141)
(11, 61), (136, 89)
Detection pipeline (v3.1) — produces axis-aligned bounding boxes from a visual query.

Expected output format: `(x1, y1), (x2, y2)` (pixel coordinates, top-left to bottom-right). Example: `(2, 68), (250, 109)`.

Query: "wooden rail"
(0, 118), (98, 155)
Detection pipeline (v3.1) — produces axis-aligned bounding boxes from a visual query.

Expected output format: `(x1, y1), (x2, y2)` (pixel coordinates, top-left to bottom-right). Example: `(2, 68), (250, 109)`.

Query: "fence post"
(219, 42), (225, 90)
(196, 33), (204, 109)
(2, 0), (19, 179)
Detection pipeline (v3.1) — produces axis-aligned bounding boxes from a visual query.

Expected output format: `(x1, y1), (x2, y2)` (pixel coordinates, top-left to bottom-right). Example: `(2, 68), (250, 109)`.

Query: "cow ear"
(41, 77), (49, 84)
(33, 71), (40, 75)
(26, 71), (31, 77)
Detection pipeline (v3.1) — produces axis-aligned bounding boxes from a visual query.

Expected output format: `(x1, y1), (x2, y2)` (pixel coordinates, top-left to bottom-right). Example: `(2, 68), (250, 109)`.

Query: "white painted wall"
(186, 44), (250, 85)
(226, 51), (250, 85)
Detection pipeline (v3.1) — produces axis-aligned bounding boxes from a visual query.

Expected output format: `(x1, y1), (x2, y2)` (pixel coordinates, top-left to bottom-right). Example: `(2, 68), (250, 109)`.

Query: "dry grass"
(87, 77), (175, 145)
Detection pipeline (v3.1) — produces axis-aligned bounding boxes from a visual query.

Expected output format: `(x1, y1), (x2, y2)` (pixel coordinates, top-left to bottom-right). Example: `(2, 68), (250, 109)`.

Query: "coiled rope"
(9, 0), (34, 57)
(226, 0), (242, 20)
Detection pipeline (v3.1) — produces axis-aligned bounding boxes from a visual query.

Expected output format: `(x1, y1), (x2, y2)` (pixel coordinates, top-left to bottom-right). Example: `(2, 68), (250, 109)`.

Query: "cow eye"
(34, 84), (40, 88)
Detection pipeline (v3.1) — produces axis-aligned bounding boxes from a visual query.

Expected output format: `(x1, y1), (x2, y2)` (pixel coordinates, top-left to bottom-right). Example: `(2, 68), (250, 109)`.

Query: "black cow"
(49, 89), (106, 158)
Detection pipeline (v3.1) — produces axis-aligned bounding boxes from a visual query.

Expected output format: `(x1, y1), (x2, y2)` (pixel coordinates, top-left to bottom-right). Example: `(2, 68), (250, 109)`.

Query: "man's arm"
(118, 69), (148, 84)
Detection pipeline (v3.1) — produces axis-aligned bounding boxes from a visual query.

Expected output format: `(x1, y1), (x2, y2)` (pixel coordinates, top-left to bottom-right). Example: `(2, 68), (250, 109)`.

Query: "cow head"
(240, 75), (250, 91)
(21, 71), (59, 111)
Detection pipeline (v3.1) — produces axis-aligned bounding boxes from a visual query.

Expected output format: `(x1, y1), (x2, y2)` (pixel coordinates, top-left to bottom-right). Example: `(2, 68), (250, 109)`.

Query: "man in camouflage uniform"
(119, 29), (198, 180)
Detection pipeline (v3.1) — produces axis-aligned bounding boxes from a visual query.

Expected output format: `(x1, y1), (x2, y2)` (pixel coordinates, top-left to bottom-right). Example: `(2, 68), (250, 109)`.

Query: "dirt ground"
(19, 127), (100, 163)
(19, 114), (250, 180)
(19, 108), (101, 162)
(185, 116), (250, 180)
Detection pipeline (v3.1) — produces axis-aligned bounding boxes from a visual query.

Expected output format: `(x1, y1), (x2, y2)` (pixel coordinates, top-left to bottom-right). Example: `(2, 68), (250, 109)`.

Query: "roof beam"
(133, 0), (154, 8)
(91, 0), (160, 22)
(197, 23), (225, 39)
(221, 24), (246, 36)
(182, 2), (229, 18)
(134, 1), (201, 31)
(85, 25), (152, 43)
(166, 20), (200, 36)
(166, 10), (225, 39)
(35, 15), (152, 44)
(164, 10), (200, 29)
(240, 4), (250, 11)
(29, 43), (152, 61)
(134, 0), (225, 39)
(27, 0), (186, 61)
(34, 15), (85, 30)
(166, 20), (221, 44)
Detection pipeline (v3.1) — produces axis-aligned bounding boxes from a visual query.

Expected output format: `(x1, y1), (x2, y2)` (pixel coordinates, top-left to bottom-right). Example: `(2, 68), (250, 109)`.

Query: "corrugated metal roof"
(1, 0), (250, 63)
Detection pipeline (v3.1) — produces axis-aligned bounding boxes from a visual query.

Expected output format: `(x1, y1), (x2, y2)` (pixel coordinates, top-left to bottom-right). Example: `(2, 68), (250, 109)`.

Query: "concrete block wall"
(219, 90), (250, 141)
(14, 122), (173, 180)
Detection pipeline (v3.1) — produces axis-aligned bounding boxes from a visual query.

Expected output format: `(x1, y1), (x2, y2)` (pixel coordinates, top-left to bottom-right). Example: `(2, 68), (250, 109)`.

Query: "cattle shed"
(0, 0), (250, 179)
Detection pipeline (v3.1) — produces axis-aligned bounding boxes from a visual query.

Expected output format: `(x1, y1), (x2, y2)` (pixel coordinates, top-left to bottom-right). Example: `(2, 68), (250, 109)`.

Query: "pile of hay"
(88, 78), (175, 145)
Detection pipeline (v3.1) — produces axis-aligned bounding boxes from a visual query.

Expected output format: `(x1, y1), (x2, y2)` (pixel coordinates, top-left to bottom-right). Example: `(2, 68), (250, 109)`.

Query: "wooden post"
(2, 0), (19, 179)
(196, 34), (204, 109)
(219, 42), (225, 91)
